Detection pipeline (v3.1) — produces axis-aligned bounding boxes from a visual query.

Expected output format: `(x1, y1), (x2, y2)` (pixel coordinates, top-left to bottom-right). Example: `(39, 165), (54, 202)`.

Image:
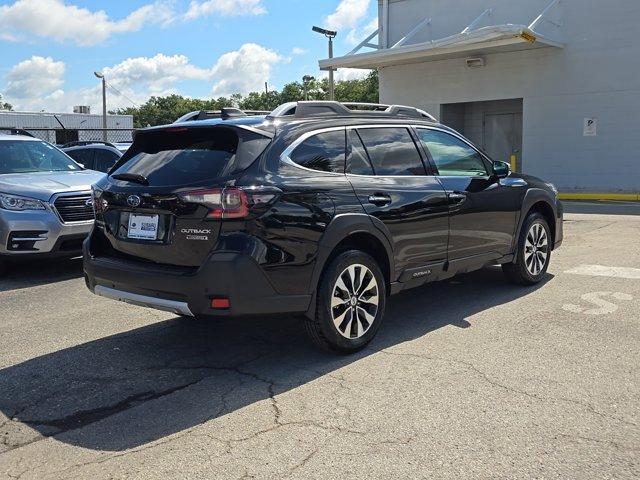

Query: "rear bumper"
(83, 242), (311, 318)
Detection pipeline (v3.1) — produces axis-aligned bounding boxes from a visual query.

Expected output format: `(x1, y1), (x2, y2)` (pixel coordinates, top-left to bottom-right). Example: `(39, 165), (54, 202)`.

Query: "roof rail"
(174, 108), (270, 123)
(62, 140), (116, 148)
(5, 128), (36, 138)
(342, 102), (390, 111)
(267, 101), (436, 121)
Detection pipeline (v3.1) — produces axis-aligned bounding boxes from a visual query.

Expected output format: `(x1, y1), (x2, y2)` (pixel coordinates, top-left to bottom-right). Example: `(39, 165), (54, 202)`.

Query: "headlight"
(546, 183), (559, 197)
(0, 193), (46, 211)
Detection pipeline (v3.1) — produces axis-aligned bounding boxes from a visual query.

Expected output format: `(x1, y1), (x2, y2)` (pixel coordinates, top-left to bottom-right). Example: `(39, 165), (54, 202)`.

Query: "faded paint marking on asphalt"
(565, 264), (640, 280)
(562, 291), (634, 315)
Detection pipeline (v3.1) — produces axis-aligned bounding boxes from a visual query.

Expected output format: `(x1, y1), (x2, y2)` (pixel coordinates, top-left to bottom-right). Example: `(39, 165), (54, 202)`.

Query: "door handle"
(368, 194), (392, 206)
(447, 191), (467, 204)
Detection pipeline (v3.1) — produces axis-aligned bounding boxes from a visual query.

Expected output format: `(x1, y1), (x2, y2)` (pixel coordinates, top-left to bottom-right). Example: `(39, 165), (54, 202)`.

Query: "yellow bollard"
(510, 154), (517, 172)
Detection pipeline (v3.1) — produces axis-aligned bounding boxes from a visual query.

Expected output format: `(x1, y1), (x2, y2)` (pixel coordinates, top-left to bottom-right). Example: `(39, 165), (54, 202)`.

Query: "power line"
(105, 81), (139, 108)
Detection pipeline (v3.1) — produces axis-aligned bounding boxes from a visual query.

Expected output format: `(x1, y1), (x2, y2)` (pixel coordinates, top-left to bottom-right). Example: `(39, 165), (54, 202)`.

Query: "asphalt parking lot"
(1, 203), (639, 479)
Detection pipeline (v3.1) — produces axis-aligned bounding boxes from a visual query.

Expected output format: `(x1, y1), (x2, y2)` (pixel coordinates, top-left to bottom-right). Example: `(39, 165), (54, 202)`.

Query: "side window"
(346, 129), (374, 175)
(66, 148), (93, 168)
(356, 127), (425, 176)
(94, 149), (120, 172)
(289, 130), (345, 173)
(416, 129), (488, 177)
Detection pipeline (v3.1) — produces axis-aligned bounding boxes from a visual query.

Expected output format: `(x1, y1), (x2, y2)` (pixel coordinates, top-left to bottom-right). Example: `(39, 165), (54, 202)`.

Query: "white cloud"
(210, 43), (282, 96)
(291, 47), (308, 56)
(0, 0), (269, 48)
(185, 0), (266, 19)
(0, 31), (22, 42)
(346, 17), (378, 46)
(2, 43), (286, 112)
(325, 0), (370, 31)
(335, 68), (372, 81)
(4, 56), (65, 100)
(319, 68), (372, 82)
(103, 54), (211, 94)
(0, 0), (174, 47)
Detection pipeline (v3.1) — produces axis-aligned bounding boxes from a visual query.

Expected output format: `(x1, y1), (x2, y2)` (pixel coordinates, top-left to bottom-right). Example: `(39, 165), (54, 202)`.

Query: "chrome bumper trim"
(94, 285), (194, 317)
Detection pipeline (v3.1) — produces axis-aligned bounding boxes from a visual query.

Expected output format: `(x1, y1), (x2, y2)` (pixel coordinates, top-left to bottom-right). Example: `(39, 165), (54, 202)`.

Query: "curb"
(559, 193), (640, 202)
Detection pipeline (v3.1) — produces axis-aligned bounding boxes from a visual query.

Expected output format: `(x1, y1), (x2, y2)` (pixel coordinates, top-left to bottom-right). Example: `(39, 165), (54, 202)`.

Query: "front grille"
(54, 195), (95, 223)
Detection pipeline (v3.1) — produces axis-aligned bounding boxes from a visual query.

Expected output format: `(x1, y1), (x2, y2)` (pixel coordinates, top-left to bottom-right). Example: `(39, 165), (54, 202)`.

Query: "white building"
(322, 0), (640, 198)
(0, 111), (134, 144)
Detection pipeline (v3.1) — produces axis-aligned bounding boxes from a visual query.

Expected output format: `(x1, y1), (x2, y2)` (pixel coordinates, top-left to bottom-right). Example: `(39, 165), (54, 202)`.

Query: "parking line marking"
(565, 264), (640, 280)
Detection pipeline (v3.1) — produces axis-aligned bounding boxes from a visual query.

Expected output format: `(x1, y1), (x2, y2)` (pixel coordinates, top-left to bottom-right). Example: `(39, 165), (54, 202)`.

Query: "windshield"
(0, 140), (82, 174)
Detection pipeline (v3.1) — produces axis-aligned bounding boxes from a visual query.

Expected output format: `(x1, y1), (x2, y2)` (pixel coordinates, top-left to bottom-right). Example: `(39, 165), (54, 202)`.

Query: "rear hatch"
(92, 124), (272, 267)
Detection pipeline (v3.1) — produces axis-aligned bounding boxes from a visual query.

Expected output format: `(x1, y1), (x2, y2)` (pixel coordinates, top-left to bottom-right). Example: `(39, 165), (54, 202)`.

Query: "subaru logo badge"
(127, 195), (141, 207)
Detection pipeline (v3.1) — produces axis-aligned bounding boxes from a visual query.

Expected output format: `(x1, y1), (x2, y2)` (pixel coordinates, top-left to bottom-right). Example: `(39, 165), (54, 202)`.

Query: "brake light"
(179, 188), (249, 219)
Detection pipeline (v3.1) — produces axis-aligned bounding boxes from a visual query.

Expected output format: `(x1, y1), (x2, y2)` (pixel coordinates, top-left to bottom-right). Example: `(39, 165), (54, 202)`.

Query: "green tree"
(116, 70), (379, 126)
(112, 95), (230, 128)
(0, 94), (13, 111)
(335, 70), (379, 103)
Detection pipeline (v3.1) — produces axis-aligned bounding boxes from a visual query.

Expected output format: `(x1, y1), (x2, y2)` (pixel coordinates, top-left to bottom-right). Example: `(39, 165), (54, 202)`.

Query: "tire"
(304, 250), (386, 353)
(503, 212), (551, 285)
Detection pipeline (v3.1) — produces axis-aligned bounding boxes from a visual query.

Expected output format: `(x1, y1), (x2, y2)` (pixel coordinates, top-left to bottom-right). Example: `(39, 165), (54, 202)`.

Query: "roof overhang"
(320, 25), (564, 70)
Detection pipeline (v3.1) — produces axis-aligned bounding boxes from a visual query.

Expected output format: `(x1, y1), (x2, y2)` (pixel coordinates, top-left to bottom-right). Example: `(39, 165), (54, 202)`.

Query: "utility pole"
(312, 26), (338, 101)
(328, 35), (335, 101)
(265, 82), (268, 96)
(94, 72), (107, 141)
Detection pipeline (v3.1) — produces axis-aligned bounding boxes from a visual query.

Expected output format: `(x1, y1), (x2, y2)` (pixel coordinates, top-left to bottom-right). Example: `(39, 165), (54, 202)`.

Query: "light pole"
(312, 26), (337, 101)
(94, 71), (107, 142)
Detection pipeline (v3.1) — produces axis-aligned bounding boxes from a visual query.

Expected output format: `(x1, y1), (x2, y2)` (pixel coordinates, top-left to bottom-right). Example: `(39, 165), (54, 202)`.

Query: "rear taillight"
(179, 188), (249, 219)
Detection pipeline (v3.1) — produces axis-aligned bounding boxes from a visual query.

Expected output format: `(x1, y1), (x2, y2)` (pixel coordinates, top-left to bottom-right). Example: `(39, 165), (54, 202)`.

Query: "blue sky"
(0, 0), (377, 112)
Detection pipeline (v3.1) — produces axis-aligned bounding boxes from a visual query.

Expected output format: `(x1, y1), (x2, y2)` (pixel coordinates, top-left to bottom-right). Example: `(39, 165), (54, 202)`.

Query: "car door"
(414, 127), (519, 264)
(94, 148), (121, 172)
(65, 147), (95, 169)
(346, 126), (449, 279)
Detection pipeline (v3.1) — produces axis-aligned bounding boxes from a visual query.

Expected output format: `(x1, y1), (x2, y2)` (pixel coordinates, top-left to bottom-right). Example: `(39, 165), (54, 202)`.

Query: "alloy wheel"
(331, 264), (379, 339)
(524, 222), (549, 276)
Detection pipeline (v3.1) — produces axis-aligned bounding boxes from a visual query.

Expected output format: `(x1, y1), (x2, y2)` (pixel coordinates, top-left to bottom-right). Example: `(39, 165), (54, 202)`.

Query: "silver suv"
(0, 134), (104, 267)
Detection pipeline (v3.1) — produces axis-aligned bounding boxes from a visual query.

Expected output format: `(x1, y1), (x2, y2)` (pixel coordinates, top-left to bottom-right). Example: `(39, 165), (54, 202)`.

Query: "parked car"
(62, 142), (123, 173)
(84, 101), (563, 353)
(0, 134), (104, 269)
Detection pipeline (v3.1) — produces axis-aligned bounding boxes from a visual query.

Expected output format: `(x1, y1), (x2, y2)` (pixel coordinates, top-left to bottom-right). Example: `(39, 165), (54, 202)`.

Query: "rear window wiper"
(111, 173), (149, 185)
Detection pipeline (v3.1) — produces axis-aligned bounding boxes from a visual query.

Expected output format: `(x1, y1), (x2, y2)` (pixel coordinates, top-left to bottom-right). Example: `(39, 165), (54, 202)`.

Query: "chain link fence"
(0, 128), (134, 146)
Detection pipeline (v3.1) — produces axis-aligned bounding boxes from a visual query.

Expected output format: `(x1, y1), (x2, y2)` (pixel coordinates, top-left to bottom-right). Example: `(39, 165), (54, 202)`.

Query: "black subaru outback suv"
(84, 101), (563, 353)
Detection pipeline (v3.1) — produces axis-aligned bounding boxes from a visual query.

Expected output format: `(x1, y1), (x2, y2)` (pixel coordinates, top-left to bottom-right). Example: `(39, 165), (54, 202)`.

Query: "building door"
(483, 112), (523, 172)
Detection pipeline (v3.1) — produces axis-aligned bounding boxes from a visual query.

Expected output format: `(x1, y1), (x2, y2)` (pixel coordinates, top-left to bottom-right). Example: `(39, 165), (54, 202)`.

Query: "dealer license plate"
(127, 214), (159, 240)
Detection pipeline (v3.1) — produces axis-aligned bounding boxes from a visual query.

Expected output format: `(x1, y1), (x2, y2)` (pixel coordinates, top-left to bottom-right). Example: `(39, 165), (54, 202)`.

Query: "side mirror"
(492, 160), (511, 178)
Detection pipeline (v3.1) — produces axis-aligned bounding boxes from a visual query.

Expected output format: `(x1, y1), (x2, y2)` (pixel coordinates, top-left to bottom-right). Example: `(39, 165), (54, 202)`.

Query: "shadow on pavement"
(0, 257), (83, 293)
(0, 267), (552, 452)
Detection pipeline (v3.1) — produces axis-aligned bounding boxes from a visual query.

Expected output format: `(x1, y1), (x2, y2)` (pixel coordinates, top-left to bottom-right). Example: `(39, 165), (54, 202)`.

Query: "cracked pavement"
(0, 205), (639, 479)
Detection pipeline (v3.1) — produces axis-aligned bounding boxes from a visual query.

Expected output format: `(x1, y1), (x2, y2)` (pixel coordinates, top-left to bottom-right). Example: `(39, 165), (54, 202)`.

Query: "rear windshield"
(0, 140), (81, 174)
(111, 127), (271, 187)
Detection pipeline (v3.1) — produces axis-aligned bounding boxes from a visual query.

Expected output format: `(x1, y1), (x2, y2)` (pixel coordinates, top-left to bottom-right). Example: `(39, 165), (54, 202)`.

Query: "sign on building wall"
(583, 118), (597, 136)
